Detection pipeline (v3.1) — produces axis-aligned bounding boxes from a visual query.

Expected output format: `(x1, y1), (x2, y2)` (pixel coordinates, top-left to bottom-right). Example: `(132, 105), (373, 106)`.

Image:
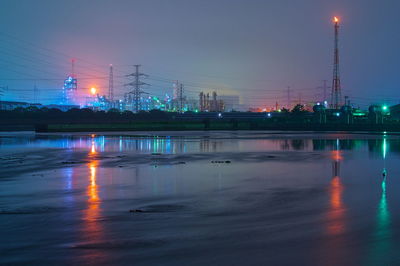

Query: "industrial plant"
(0, 17), (398, 124)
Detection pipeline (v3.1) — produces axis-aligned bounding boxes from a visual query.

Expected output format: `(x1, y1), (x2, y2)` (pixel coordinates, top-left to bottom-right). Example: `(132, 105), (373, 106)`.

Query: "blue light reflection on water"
(2, 134), (400, 264)
(0, 135), (190, 154)
(3, 135), (400, 155)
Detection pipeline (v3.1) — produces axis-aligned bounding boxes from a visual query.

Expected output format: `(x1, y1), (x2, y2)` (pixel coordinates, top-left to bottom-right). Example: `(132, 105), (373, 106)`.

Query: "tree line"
(0, 104), (312, 124)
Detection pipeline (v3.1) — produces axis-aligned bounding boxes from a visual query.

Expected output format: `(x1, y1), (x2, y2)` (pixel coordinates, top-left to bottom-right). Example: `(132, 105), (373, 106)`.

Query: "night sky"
(1, 0), (400, 108)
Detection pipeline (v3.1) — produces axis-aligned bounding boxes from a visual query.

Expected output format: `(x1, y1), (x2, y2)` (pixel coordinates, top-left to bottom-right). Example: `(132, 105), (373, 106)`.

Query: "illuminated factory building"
(62, 75), (77, 105)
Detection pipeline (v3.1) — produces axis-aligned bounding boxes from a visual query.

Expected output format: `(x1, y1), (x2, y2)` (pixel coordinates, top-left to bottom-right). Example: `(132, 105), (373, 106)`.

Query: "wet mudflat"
(1, 131), (400, 265)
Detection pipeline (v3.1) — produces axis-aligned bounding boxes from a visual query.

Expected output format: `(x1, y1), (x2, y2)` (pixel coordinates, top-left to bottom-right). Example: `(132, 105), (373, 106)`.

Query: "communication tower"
(331, 17), (342, 109)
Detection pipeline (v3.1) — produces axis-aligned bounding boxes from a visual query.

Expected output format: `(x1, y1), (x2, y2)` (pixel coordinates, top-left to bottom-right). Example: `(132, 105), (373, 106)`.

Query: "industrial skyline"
(1, 0), (400, 109)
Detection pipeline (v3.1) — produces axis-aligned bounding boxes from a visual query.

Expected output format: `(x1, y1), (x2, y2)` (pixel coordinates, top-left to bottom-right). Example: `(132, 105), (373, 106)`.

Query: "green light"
(353, 112), (366, 116)
(382, 105), (388, 111)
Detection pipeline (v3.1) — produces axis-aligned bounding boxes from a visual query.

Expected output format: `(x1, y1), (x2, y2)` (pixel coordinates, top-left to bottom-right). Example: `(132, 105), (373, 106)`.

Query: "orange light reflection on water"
(331, 150), (343, 161)
(89, 161), (98, 200)
(90, 140), (96, 155)
(327, 176), (345, 235)
(85, 160), (101, 231)
(80, 158), (105, 262)
(327, 149), (346, 235)
(315, 149), (348, 265)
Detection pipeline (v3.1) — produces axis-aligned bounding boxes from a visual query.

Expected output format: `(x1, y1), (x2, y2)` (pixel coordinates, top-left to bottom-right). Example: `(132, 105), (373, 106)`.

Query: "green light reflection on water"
(368, 177), (391, 265)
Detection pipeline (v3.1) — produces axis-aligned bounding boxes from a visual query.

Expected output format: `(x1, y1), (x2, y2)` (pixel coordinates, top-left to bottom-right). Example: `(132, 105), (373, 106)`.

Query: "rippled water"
(1, 131), (400, 265)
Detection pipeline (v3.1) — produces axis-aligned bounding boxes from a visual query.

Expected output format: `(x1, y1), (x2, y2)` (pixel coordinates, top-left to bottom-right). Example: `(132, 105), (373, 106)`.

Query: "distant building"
(185, 98), (199, 112)
(141, 96), (166, 111)
(219, 95), (240, 111)
(85, 94), (114, 111)
(62, 76), (77, 105)
(199, 91), (224, 112)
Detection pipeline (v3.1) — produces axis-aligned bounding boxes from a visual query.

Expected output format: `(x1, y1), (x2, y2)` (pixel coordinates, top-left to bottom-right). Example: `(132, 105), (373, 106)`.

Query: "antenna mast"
(331, 17), (342, 109)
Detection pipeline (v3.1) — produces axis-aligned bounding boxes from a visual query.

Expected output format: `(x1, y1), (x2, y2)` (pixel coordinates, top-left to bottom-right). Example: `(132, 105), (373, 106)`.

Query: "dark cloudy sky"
(1, 0), (400, 107)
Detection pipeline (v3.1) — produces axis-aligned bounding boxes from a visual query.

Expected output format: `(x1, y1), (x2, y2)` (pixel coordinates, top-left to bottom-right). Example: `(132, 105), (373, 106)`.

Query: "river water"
(0, 131), (399, 265)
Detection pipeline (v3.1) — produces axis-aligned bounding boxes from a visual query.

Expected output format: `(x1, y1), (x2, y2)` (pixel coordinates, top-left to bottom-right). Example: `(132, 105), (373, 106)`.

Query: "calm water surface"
(1, 131), (400, 265)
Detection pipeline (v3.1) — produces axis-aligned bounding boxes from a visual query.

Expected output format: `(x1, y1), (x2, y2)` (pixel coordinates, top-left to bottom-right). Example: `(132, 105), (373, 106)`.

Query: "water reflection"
(368, 138), (391, 265)
(278, 139), (310, 151)
(200, 139), (224, 152)
(327, 176), (345, 234)
(313, 139), (361, 151)
(88, 161), (99, 202)
(80, 142), (105, 262)
(376, 178), (390, 240)
(327, 140), (346, 235)
(367, 177), (391, 265)
(62, 167), (75, 206)
(316, 140), (348, 265)
(63, 167), (73, 191)
(3, 133), (400, 156)
(90, 138), (96, 155)
(4, 132), (400, 264)
(86, 135), (100, 216)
